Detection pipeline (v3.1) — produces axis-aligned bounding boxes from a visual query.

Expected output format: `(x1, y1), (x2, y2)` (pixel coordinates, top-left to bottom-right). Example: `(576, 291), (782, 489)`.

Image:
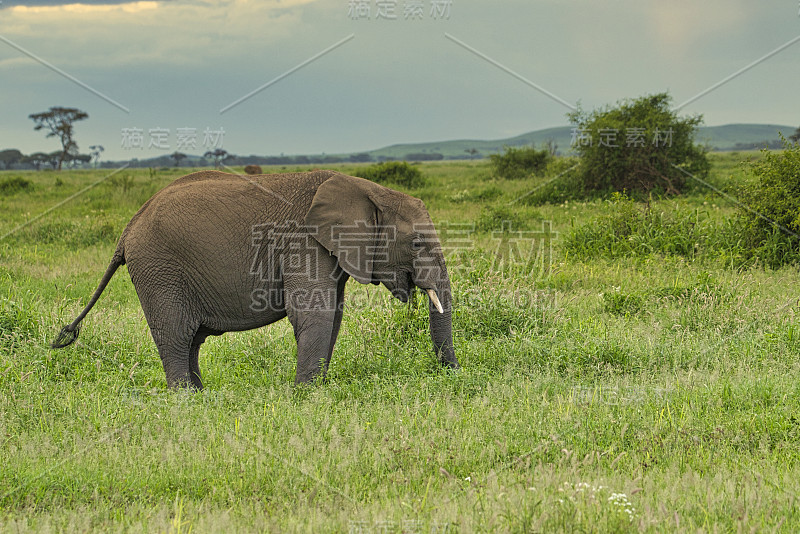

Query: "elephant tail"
(51, 248), (126, 349)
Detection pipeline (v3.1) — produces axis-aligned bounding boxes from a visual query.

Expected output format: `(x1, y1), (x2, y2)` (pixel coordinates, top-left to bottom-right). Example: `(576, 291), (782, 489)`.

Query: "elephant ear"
(305, 174), (393, 284)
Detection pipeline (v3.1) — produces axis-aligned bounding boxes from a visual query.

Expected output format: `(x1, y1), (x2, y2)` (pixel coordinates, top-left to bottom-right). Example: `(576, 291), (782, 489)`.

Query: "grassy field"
(1, 154), (799, 532)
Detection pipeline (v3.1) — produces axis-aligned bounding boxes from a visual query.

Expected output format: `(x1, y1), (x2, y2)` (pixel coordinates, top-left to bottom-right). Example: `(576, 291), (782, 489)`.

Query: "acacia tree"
(67, 153), (92, 168)
(23, 152), (48, 171)
(46, 151), (62, 170)
(0, 149), (23, 170)
(89, 145), (104, 168)
(29, 107), (88, 171)
(204, 148), (229, 169)
(790, 127), (800, 143)
(170, 151), (187, 167)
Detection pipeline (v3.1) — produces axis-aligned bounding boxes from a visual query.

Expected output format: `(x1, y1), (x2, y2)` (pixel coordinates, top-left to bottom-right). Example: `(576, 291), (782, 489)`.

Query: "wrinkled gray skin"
(52, 170), (458, 388)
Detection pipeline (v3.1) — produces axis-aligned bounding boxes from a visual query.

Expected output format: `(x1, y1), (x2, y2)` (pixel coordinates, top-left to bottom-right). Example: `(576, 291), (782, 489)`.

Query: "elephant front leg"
(286, 286), (343, 384)
(292, 312), (336, 383)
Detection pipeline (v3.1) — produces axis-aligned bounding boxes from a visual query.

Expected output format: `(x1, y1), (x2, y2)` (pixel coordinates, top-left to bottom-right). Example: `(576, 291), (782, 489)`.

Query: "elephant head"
(304, 174), (458, 369)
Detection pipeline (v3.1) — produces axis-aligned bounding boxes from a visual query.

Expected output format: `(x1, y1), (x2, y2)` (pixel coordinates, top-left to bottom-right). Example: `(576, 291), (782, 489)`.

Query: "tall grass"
(563, 192), (750, 266)
(2, 155), (800, 531)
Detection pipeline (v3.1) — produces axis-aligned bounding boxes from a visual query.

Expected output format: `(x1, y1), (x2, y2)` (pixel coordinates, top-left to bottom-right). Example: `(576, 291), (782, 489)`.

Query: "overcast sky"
(1, 0), (799, 160)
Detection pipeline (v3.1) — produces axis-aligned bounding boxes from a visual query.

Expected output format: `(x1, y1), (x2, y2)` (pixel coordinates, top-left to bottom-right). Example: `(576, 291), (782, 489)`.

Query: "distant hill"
(694, 124), (795, 151)
(359, 123), (796, 160)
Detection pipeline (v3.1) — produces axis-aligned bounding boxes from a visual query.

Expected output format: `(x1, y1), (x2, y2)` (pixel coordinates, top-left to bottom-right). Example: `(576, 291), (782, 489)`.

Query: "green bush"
(356, 161), (426, 188)
(0, 176), (32, 195)
(568, 92), (710, 196)
(489, 145), (551, 180)
(737, 138), (800, 268)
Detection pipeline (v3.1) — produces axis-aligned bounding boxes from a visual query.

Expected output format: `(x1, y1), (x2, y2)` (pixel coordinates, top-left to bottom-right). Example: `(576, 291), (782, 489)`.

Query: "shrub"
(0, 176), (32, 195)
(568, 92), (710, 196)
(737, 138), (800, 268)
(489, 145), (551, 180)
(356, 161), (426, 188)
(244, 165), (263, 175)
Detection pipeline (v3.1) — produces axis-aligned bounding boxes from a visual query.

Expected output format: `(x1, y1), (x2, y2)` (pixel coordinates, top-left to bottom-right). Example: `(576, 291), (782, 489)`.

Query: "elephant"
(52, 169), (458, 388)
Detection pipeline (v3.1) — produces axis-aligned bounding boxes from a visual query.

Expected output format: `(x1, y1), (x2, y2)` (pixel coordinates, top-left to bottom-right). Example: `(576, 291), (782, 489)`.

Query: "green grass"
(2, 155), (800, 532)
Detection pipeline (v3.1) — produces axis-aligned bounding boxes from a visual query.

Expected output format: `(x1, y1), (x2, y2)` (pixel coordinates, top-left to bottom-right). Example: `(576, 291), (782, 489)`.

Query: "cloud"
(647, 0), (750, 56)
(8, 1), (159, 13)
(0, 0), (317, 67)
(1, 0), (145, 6)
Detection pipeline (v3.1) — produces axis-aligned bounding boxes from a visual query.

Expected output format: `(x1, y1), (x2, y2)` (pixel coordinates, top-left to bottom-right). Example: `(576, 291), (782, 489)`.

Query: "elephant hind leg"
(188, 333), (204, 390)
(148, 319), (203, 390)
(133, 280), (209, 389)
(188, 327), (218, 390)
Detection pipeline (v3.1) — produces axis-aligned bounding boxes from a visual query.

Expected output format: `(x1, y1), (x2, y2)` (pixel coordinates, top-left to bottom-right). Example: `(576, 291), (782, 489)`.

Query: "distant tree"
(171, 151), (187, 167)
(46, 151), (62, 170)
(349, 152), (372, 163)
(405, 152), (444, 161)
(28, 107), (89, 171)
(23, 152), (49, 171)
(203, 148), (228, 169)
(0, 149), (23, 169)
(790, 127), (800, 143)
(464, 148), (479, 159)
(89, 145), (104, 168)
(67, 153), (92, 168)
(223, 152), (237, 166)
(264, 156), (291, 165)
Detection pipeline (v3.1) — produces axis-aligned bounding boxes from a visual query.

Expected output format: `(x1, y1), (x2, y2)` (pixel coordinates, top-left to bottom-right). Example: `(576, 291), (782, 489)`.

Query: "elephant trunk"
(428, 269), (458, 369)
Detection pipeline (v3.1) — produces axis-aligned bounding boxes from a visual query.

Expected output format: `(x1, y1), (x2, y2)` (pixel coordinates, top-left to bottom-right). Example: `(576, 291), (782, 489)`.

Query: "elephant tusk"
(426, 289), (444, 314)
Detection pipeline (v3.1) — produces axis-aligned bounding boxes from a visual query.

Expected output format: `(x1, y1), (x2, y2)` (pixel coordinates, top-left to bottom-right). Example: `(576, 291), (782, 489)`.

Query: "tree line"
(5, 104), (799, 172)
